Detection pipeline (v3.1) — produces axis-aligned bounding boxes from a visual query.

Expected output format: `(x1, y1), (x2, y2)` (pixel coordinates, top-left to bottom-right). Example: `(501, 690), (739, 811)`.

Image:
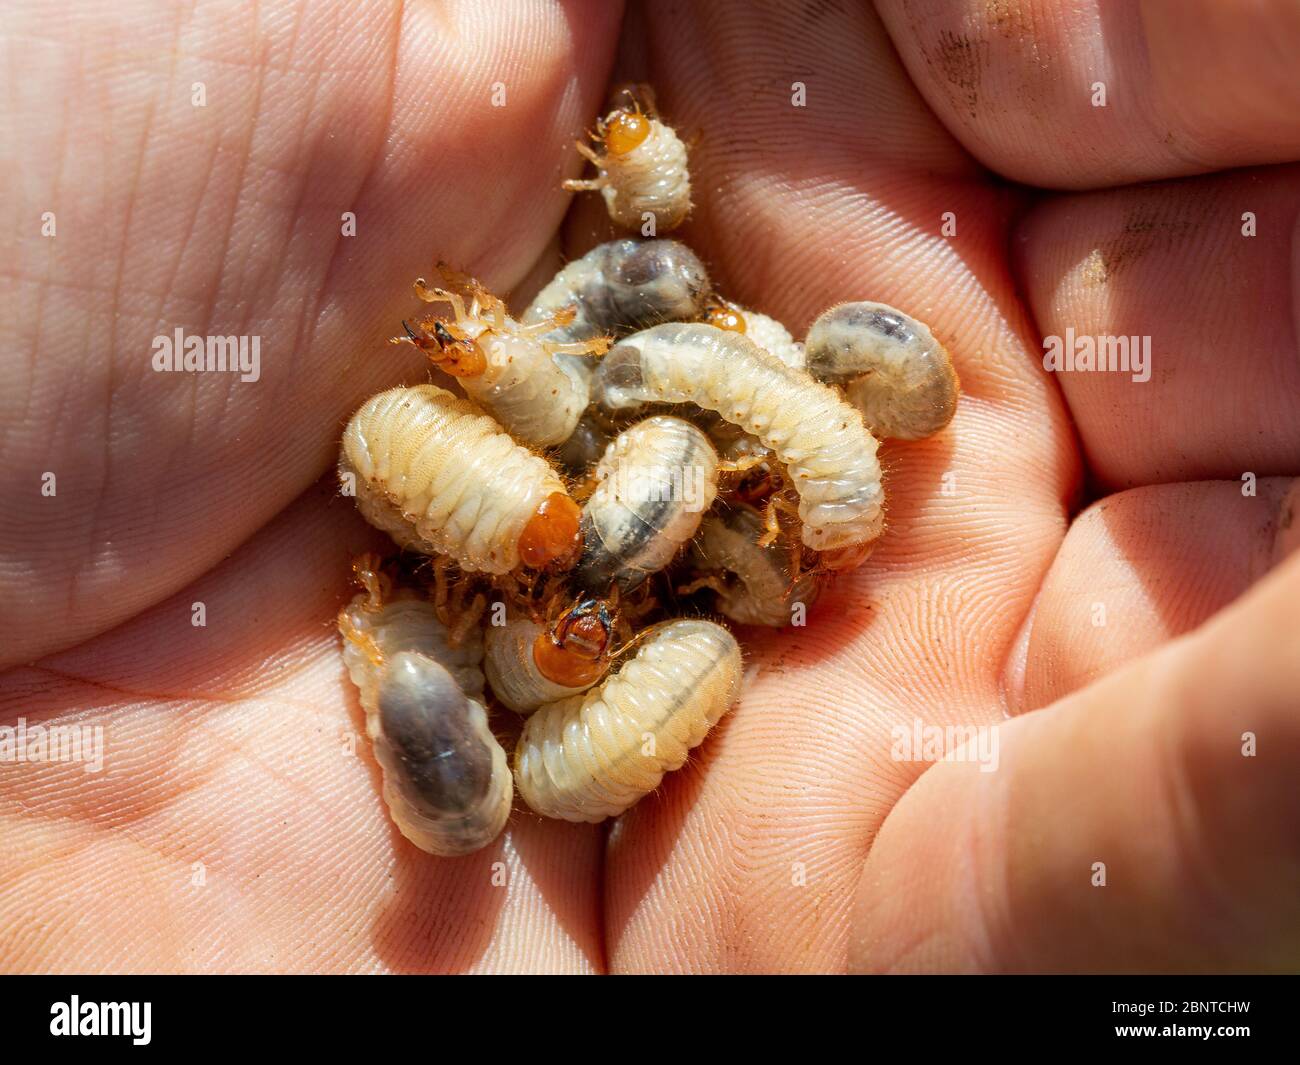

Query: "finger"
(849, 549), (1300, 973)
(0, 0), (622, 667)
(1015, 164), (1300, 490)
(875, 0), (1300, 188)
(600, 0), (1077, 972)
(0, 480), (603, 972)
(1010, 478), (1300, 712)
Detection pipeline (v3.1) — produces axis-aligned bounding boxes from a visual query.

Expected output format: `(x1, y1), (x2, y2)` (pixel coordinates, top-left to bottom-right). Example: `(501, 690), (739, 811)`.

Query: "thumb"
(849, 550), (1300, 973)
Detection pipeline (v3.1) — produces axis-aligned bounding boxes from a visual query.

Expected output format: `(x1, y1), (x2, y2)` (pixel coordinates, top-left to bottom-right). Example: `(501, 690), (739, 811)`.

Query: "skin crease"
(0, 0), (1297, 973)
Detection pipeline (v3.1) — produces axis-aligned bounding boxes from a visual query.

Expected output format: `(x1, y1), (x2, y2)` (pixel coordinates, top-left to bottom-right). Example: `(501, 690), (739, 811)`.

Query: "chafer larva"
(804, 301), (959, 440)
(563, 86), (691, 233)
(338, 567), (511, 857)
(685, 504), (821, 628)
(524, 239), (711, 354)
(340, 384), (581, 574)
(514, 618), (742, 823)
(484, 598), (616, 715)
(395, 276), (608, 447)
(573, 415), (720, 595)
(591, 323), (885, 567)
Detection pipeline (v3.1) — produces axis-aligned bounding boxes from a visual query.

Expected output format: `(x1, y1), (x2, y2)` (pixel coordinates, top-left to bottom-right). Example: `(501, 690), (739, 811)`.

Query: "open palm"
(3, 0), (1298, 973)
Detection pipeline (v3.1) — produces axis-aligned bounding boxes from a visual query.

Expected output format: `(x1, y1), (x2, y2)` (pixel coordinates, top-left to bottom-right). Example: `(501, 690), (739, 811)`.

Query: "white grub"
(484, 598), (615, 715)
(563, 86), (691, 233)
(523, 239), (711, 352)
(514, 619), (742, 822)
(339, 591), (510, 856)
(573, 416), (720, 595)
(591, 323), (884, 565)
(804, 301), (959, 440)
(340, 384), (580, 575)
(397, 278), (607, 447)
(688, 504), (820, 628)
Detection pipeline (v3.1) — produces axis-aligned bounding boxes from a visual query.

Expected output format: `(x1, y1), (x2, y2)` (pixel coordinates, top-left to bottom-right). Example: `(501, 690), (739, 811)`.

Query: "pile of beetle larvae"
(337, 86), (959, 855)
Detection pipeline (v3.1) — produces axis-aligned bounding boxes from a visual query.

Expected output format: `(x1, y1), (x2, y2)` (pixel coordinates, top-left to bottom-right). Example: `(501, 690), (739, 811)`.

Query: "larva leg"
(676, 573), (729, 597)
(338, 609), (386, 669)
(449, 591), (487, 649)
(562, 177), (606, 192)
(543, 335), (611, 359)
(716, 453), (767, 474)
(352, 552), (390, 611)
(756, 494), (786, 548)
(412, 278), (468, 322)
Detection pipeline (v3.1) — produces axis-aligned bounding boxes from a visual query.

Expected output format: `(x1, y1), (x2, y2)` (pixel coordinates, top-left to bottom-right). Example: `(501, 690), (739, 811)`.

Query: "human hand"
(1, 0), (1297, 973)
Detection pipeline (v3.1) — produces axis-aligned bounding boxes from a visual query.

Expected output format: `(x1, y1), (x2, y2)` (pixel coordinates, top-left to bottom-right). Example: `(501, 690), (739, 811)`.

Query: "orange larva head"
(704, 305), (747, 334)
(531, 597), (614, 687)
(398, 319), (487, 377)
(517, 492), (582, 570)
(602, 109), (651, 156)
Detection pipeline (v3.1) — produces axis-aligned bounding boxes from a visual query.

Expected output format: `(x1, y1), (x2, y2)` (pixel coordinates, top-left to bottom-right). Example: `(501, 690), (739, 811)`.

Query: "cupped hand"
(2, 0), (1297, 973)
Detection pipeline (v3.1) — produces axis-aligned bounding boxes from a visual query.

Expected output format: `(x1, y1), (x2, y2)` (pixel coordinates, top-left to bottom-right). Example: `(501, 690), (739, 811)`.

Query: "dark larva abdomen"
(378, 653), (494, 814)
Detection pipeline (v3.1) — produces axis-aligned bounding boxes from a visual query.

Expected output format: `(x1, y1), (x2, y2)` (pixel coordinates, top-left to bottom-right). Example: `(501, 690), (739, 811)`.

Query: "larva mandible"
(572, 415), (720, 595)
(339, 582), (511, 857)
(686, 504), (821, 628)
(484, 597), (616, 715)
(340, 384), (581, 574)
(394, 278), (608, 448)
(514, 618), (742, 823)
(804, 301), (959, 441)
(590, 323), (885, 566)
(562, 85), (691, 233)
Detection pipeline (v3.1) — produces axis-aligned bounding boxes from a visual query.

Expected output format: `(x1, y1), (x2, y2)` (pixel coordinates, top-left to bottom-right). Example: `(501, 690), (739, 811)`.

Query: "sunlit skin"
(3, 0), (1300, 974)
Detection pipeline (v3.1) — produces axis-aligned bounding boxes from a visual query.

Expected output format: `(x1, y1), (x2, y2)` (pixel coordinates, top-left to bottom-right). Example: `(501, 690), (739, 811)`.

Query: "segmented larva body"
(523, 239), (711, 353)
(573, 416), (720, 595)
(459, 323), (588, 447)
(340, 385), (580, 574)
(591, 323), (885, 563)
(484, 598), (614, 714)
(690, 505), (821, 628)
(339, 592), (511, 856)
(705, 303), (806, 370)
(399, 281), (605, 447)
(564, 92), (691, 233)
(514, 619), (742, 822)
(804, 301), (959, 441)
